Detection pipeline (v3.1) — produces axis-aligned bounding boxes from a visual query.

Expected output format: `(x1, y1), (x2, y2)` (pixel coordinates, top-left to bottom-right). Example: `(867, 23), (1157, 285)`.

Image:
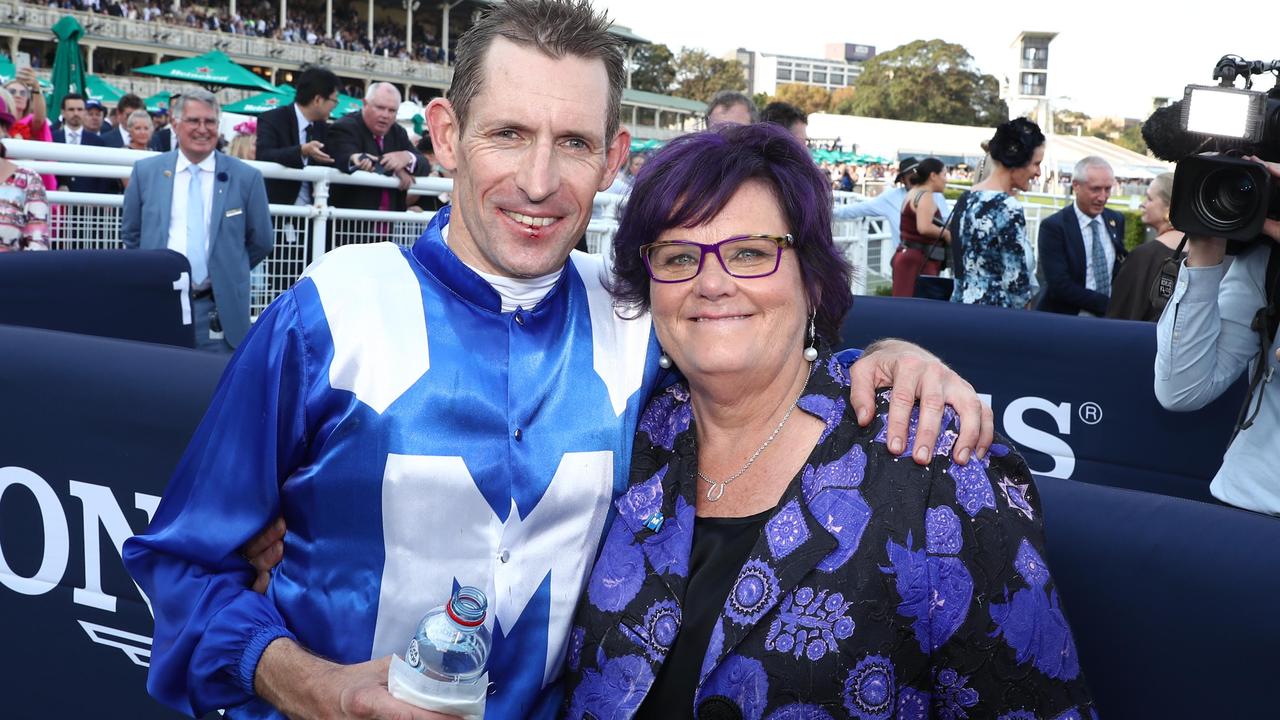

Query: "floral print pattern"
(564, 352), (1094, 719)
(0, 166), (50, 251)
(950, 190), (1038, 308)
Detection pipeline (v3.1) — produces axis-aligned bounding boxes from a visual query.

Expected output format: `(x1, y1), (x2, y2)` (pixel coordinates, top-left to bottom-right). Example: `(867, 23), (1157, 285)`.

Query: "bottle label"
(406, 638), (421, 669)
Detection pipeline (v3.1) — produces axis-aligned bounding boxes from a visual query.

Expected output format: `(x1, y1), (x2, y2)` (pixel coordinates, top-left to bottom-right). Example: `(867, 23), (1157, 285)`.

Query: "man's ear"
(598, 126), (632, 192)
(425, 97), (460, 173)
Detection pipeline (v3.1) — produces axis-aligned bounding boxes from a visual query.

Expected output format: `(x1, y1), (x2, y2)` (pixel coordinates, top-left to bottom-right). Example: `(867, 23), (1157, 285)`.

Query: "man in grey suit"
(122, 89), (274, 352)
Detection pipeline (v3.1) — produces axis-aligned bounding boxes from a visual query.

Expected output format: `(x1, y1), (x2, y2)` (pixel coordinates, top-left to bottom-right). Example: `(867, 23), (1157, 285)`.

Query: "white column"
(367, 0), (375, 49)
(86, 45), (96, 74)
(325, 0), (332, 39)
(406, 0), (413, 55)
(441, 3), (450, 66)
(279, 0), (286, 33)
(230, 0), (236, 19)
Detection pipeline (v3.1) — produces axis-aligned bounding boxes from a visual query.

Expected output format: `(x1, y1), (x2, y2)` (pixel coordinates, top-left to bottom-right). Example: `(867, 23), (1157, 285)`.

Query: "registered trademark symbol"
(1078, 402), (1103, 425)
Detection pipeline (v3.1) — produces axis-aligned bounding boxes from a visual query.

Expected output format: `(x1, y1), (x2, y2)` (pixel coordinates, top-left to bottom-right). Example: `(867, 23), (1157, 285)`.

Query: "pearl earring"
(803, 313), (819, 362)
(658, 352), (673, 369)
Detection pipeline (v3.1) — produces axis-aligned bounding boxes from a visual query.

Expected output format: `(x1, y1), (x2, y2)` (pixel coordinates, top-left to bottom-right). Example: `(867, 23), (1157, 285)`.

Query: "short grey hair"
(126, 109), (153, 130)
(364, 82), (400, 104)
(1072, 156), (1112, 182)
(706, 90), (759, 124)
(173, 89), (219, 120)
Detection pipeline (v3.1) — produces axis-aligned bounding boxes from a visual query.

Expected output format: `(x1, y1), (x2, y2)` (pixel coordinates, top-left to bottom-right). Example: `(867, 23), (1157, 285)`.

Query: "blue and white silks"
(122, 206), (661, 719)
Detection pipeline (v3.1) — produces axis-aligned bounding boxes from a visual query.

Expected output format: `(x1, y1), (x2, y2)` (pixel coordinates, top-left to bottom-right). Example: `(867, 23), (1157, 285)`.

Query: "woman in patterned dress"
(563, 123), (1093, 720)
(0, 91), (50, 251)
(949, 118), (1046, 309)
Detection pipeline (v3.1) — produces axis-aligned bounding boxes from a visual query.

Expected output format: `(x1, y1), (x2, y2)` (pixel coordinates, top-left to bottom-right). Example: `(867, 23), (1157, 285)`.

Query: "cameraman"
(1154, 157), (1280, 516)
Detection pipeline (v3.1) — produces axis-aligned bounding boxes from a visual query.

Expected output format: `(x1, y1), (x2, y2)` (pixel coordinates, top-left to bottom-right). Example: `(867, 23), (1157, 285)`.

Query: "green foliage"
(1123, 210), (1146, 251)
(848, 39), (1007, 127)
(771, 83), (831, 115)
(1054, 109), (1090, 135)
(672, 48), (747, 103)
(629, 43), (676, 94)
(829, 87), (857, 115)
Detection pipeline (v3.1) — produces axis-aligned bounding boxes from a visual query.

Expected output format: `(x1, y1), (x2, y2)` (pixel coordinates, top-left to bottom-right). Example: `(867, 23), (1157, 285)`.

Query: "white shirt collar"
(175, 151), (217, 174)
(293, 103), (311, 138)
(441, 223), (563, 313)
(1072, 202), (1101, 229)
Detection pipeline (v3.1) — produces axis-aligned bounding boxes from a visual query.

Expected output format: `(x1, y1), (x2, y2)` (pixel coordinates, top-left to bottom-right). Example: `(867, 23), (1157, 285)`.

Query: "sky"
(597, 0), (1278, 120)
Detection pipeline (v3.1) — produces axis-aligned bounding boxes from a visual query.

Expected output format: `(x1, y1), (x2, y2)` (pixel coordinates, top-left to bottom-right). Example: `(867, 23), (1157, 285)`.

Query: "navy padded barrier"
(0, 248), (195, 347)
(840, 296), (1245, 503)
(1038, 475), (1280, 718)
(0, 325), (225, 718)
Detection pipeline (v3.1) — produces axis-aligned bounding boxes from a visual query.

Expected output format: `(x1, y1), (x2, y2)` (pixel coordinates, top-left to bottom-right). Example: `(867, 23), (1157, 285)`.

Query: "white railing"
(6, 138), (893, 315)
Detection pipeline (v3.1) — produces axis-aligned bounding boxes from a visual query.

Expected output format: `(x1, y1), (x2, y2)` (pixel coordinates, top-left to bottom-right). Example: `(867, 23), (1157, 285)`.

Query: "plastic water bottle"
(388, 586), (492, 719)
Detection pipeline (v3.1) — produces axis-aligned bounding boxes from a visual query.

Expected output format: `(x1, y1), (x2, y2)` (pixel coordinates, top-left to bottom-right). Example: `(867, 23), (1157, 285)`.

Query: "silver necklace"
(697, 377), (809, 503)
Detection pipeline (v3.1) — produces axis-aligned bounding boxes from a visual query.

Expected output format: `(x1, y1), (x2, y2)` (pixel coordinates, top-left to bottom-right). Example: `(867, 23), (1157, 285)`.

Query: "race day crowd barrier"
(840, 296), (1244, 504)
(2, 138), (899, 315)
(0, 248), (196, 347)
(4, 293), (1280, 716)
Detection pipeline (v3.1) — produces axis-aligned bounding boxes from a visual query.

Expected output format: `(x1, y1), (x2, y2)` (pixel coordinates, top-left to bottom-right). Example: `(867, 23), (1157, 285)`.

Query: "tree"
(671, 48), (747, 103)
(1054, 108), (1091, 136)
(629, 43), (675, 94)
(829, 86), (857, 115)
(848, 39), (1007, 127)
(770, 83), (831, 115)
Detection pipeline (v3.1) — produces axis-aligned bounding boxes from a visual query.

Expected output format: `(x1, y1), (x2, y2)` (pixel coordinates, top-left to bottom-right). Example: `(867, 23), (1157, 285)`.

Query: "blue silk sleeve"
(122, 291), (311, 716)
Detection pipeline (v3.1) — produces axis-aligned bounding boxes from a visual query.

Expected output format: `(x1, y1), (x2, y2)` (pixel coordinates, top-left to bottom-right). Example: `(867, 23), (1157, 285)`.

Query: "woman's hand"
(849, 339), (993, 465)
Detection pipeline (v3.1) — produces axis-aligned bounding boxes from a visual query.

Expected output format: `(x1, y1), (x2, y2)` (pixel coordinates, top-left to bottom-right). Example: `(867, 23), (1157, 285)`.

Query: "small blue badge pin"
(643, 511), (664, 533)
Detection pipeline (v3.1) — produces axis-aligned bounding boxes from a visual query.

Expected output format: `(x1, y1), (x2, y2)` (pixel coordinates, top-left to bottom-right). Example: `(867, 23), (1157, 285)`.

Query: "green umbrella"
(225, 86), (363, 119)
(49, 15), (87, 115)
(331, 93), (362, 118)
(223, 89), (293, 115)
(132, 50), (276, 92)
(0, 60), (53, 93)
(84, 74), (124, 104)
(143, 90), (174, 113)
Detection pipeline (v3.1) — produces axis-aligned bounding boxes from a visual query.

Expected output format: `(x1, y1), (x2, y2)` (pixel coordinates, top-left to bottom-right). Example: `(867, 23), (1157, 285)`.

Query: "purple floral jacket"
(562, 353), (1095, 720)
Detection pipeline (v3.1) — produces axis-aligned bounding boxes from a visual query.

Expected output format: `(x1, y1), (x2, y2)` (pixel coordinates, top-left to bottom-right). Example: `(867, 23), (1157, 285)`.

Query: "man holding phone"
(326, 81), (427, 212)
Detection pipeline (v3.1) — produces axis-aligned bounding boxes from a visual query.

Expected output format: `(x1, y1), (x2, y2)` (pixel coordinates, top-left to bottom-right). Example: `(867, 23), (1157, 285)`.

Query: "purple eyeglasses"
(640, 234), (794, 283)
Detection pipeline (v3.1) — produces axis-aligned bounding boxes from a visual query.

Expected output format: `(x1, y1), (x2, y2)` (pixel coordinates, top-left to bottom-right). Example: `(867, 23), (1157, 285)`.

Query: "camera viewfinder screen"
(1185, 87), (1260, 140)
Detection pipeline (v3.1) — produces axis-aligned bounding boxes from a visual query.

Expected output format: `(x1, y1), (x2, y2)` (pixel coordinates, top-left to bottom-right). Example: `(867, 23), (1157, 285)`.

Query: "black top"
(635, 509), (771, 720)
(1106, 239), (1184, 322)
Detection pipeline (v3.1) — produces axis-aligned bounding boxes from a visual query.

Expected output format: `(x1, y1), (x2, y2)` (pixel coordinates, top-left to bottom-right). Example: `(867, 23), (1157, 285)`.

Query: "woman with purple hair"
(563, 123), (1094, 719)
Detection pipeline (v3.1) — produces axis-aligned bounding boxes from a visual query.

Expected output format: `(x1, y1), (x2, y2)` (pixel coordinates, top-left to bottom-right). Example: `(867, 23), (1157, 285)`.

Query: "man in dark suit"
(256, 66), (340, 205)
(121, 89), (273, 353)
(51, 93), (116, 194)
(147, 94), (180, 152)
(326, 81), (427, 211)
(1037, 156), (1127, 316)
(101, 93), (145, 148)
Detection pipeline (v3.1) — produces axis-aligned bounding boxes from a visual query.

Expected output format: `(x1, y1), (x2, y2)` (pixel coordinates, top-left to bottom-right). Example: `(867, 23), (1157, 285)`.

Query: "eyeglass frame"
(639, 233), (795, 284)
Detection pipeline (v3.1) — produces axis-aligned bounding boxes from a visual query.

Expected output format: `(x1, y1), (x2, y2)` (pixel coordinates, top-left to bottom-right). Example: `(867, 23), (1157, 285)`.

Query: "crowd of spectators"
(33, 0), (453, 64)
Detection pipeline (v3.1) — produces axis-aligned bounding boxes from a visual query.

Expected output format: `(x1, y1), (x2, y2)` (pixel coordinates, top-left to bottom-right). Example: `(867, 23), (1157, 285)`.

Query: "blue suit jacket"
(121, 150), (274, 347)
(1036, 204), (1127, 315)
(51, 128), (117, 194)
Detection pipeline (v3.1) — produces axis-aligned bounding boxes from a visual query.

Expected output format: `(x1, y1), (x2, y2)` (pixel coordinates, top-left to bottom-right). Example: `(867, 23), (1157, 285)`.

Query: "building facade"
(735, 43), (874, 96)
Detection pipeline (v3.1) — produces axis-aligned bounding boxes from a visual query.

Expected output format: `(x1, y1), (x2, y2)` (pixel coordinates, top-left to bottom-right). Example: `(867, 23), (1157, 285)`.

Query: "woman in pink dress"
(3, 67), (57, 192)
(0, 92), (51, 251)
